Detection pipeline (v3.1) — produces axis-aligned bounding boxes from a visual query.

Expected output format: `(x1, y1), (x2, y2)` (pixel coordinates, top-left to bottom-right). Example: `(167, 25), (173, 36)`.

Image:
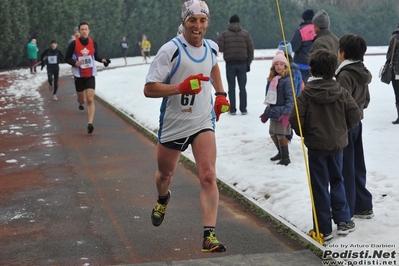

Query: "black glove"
(247, 64), (250, 72)
(103, 59), (111, 67)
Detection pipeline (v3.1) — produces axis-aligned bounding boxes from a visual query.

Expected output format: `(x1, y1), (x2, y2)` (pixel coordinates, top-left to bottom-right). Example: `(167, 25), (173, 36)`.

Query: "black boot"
(277, 145), (291, 166)
(393, 104), (399, 124)
(270, 138), (281, 161)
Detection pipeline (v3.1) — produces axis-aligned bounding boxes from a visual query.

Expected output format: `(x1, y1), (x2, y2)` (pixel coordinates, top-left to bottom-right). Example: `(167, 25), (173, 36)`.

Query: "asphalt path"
(0, 74), (321, 265)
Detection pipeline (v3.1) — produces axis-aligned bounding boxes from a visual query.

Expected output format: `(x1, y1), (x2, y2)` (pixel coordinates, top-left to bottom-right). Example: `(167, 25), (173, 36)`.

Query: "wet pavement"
(0, 74), (321, 265)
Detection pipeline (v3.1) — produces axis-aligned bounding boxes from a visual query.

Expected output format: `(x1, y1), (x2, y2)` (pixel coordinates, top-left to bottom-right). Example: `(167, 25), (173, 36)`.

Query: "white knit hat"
(181, 0), (210, 22)
(272, 50), (288, 66)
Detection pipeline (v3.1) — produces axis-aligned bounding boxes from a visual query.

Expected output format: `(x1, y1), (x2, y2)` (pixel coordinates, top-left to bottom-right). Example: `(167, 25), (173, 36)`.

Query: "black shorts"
(160, 128), (214, 151)
(122, 49), (128, 57)
(74, 76), (95, 92)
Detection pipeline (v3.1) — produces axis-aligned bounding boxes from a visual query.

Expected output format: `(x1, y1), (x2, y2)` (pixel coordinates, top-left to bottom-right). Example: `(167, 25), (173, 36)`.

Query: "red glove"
(179, 73), (210, 95)
(259, 113), (268, 123)
(278, 114), (290, 128)
(214, 95), (230, 122)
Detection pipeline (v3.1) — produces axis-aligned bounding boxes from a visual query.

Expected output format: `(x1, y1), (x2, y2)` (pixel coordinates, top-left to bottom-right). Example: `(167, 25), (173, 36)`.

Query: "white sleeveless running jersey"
(145, 34), (218, 143)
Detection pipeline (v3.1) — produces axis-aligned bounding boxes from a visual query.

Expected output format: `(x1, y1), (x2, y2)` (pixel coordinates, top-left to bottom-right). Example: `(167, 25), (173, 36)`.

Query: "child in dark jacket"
(289, 49), (361, 241)
(260, 50), (294, 166)
(335, 34), (374, 219)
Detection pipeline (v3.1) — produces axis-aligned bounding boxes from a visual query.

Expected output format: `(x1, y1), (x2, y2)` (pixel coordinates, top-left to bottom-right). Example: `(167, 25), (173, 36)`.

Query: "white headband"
(181, 0), (210, 22)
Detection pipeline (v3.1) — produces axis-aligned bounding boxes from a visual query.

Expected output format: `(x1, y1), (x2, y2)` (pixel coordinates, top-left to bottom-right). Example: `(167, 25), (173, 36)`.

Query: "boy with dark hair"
(289, 49), (361, 241)
(335, 34), (374, 219)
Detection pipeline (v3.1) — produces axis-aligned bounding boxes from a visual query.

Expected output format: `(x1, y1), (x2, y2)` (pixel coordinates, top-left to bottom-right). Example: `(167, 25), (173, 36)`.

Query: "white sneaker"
(53, 95), (58, 101)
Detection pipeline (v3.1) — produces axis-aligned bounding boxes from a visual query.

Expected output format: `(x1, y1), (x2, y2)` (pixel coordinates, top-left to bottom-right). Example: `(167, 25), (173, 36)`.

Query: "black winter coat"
(217, 22), (254, 66)
(386, 32), (399, 76)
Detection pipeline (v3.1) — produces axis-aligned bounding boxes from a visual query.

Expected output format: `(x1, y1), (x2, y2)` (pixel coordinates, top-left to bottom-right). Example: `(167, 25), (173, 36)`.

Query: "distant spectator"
(27, 39), (39, 74)
(120, 36), (129, 65)
(69, 27), (80, 44)
(139, 34), (151, 63)
(290, 8), (316, 84)
(69, 27), (80, 78)
(218, 14), (254, 115)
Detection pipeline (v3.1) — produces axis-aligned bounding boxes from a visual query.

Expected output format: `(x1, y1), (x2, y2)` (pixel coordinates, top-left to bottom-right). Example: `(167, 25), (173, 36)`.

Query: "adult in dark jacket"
(41, 40), (64, 100)
(310, 9), (339, 63)
(290, 9), (316, 84)
(385, 23), (399, 124)
(218, 14), (254, 115)
(336, 34), (374, 219)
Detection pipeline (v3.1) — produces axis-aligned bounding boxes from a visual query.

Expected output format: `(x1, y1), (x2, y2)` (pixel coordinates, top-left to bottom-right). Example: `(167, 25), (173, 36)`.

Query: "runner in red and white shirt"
(65, 21), (110, 134)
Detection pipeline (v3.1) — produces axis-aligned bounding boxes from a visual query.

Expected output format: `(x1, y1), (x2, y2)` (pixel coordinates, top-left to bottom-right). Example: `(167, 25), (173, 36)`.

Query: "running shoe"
(354, 209), (374, 219)
(79, 104), (84, 110)
(323, 233), (334, 241)
(53, 95), (58, 101)
(202, 231), (226, 252)
(151, 190), (170, 226)
(87, 123), (94, 134)
(308, 229), (333, 242)
(337, 221), (355, 235)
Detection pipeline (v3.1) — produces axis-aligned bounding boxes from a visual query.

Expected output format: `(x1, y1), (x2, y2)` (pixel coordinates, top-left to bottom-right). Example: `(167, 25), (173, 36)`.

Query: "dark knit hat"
(229, 14), (240, 23)
(302, 9), (314, 21)
(312, 9), (330, 29)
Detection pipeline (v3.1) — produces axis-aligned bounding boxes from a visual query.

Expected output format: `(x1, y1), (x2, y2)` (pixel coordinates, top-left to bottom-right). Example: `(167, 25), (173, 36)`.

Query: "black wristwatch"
(215, 92), (227, 97)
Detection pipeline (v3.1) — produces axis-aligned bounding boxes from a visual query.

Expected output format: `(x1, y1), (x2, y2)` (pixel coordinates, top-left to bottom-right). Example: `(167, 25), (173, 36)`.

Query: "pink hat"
(272, 50), (288, 66)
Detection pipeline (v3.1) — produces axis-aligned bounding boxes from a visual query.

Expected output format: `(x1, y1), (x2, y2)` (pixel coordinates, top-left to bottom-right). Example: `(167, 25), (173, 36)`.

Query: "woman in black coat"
(385, 23), (399, 124)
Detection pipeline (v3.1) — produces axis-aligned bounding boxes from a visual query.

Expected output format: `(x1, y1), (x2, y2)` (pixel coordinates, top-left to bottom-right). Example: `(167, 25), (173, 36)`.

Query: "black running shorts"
(74, 76), (95, 92)
(160, 128), (214, 151)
